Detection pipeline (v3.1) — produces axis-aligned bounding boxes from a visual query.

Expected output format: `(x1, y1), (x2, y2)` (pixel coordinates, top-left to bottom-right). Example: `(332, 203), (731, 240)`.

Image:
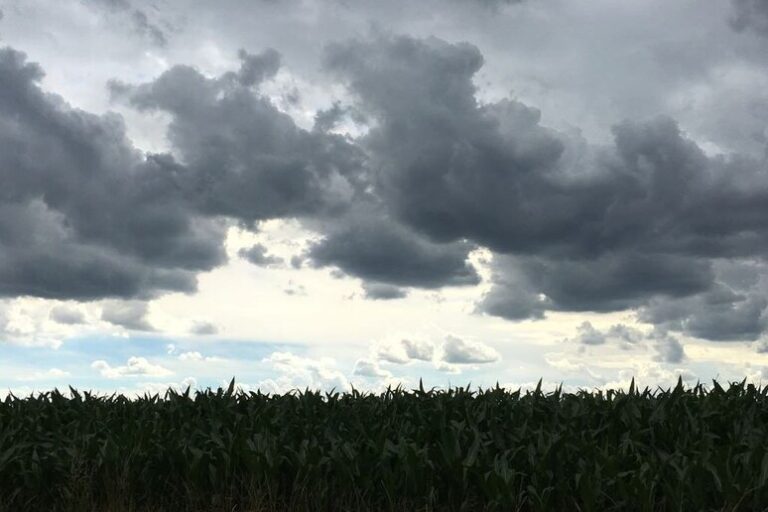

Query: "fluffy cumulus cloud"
(376, 337), (435, 364)
(353, 358), (392, 378)
(440, 335), (499, 364)
(91, 356), (172, 378)
(258, 352), (350, 393)
(177, 351), (222, 363)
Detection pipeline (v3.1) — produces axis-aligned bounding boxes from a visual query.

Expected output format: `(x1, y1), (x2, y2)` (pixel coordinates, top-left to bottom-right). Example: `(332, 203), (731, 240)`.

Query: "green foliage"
(2, 379), (768, 511)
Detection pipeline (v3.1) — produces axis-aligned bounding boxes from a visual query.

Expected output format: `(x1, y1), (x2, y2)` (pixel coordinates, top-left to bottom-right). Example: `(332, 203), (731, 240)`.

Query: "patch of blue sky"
(0, 334), (309, 391)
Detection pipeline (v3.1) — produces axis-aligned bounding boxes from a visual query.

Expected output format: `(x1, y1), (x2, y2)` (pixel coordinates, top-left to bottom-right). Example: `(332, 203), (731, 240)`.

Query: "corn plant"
(2, 378), (768, 511)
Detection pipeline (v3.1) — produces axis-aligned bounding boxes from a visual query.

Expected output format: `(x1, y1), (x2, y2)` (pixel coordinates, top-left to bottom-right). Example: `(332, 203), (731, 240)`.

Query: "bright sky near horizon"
(2, 0), (768, 396)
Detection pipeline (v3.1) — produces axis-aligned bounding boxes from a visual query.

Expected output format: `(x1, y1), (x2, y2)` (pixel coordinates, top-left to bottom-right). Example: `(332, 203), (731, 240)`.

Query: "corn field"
(2, 379), (768, 511)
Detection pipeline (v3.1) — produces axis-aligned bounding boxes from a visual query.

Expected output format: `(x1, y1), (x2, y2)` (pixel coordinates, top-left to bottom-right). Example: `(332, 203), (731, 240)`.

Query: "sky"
(2, 0), (768, 396)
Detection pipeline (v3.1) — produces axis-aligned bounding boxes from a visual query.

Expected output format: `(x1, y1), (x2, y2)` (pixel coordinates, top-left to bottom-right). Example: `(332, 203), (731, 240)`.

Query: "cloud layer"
(2, 14), (768, 345)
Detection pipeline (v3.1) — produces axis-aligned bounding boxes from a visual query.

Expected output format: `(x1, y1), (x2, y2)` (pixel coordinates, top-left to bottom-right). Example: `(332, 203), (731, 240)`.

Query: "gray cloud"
(308, 212), (479, 289)
(481, 252), (714, 321)
(353, 358), (391, 378)
(639, 262), (768, 342)
(190, 321), (218, 335)
(85, 0), (168, 46)
(652, 332), (686, 364)
(566, 321), (683, 363)
(328, 34), (768, 259)
(110, 49), (366, 225)
(101, 301), (154, 331)
(730, 0), (768, 36)
(235, 48), (281, 87)
(572, 322), (607, 346)
(607, 324), (645, 345)
(239, 243), (283, 267)
(49, 305), (85, 325)
(322, 33), (768, 338)
(361, 282), (407, 300)
(0, 48), (225, 300)
(567, 322), (646, 347)
(4, 20), (768, 346)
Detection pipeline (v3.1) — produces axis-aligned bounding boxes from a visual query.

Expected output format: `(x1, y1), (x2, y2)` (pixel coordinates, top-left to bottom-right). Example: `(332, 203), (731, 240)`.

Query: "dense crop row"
(2, 379), (768, 511)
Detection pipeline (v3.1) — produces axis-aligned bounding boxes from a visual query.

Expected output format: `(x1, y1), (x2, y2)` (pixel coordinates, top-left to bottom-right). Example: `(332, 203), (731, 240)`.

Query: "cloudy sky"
(2, 0), (768, 396)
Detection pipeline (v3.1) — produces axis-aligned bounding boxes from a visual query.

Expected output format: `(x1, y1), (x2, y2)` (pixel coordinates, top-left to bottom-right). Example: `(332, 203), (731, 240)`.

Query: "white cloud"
(440, 335), (499, 364)
(353, 358), (392, 378)
(376, 336), (435, 364)
(257, 351), (350, 393)
(128, 377), (198, 397)
(0, 300), (63, 349)
(434, 360), (461, 374)
(91, 357), (172, 379)
(178, 351), (222, 363)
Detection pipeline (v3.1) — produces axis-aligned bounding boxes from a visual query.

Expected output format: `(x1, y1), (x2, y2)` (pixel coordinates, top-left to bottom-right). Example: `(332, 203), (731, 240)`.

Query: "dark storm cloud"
(730, 0), (768, 36)
(114, 46), (447, 292)
(321, 33), (768, 339)
(481, 252), (713, 320)
(0, 47), (225, 300)
(238, 243), (283, 267)
(639, 260), (768, 341)
(326, 35), (768, 260)
(308, 212), (479, 289)
(111, 48), (366, 224)
(5, 20), (768, 346)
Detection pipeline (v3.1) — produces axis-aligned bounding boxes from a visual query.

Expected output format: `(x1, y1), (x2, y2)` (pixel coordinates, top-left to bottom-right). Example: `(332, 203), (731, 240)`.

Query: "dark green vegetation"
(2, 379), (768, 512)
